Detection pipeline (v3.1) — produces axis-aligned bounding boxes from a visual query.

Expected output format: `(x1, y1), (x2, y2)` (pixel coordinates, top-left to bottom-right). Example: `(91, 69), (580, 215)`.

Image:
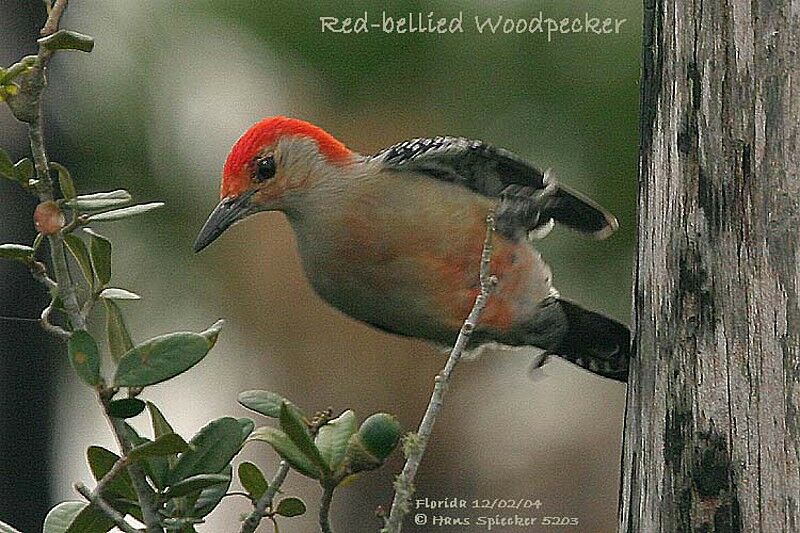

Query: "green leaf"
(0, 518), (23, 533)
(114, 323), (221, 387)
(0, 243), (34, 261)
(275, 497), (306, 518)
(168, 417), (242, 485)
(67, 330), (101, 387)
(164, 473), (230, 499)
(13, 158), (33, 182)
(237, 462), (267, 500)
(146, 401), (175, 440)
(84, 228), (111, 287)
(42, 502), (84, 533)
(71, 189), (131, 202)
(191, 465), (232, 518)
(279, 402), (329, 476)
(107, 398), (146, 419)
(315, 410), (357, 472)
(103, 299), (133, 362)
(86, 202), (164, 222)
(121, 421), (146, 445)
(63, 234), (93, 285)
(128, 433), (189, 461)
(105, 499), (142, 523)
(38, 30), (95, 53)
(86, 446), (136, 500)
(67, 191), (132, 211)
(0, 148), (15, 180)
(146, 402), (178, 470)
(238, 390), (303, 419)
(238, 417), (254, 443)
(201, 319), (224, 347)
(120, 423), (169, 490)
(50, 162), (76, 200)
(69, 198), (131, 211)
(63, 504), (114, 533)
(99, 287), (140, 300)
(248, 426), (320, 480)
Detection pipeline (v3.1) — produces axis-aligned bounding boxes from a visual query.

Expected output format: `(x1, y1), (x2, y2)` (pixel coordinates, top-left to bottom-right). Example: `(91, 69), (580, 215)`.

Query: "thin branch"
(239, 461), (291, 533)
(14, 0), (86, 336)
(41, 0), (68, 36)
(74, 481), (141, 533)
(94, 453), (131, 496)
(319, 484), (334, 533)
(384, 212), (497, 532)
(40, 298), (69, 339)
(30, 259), (58, 292)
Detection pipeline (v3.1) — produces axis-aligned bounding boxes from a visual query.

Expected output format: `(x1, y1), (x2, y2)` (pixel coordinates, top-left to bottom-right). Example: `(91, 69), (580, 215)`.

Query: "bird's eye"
(253, 156), (276, 183)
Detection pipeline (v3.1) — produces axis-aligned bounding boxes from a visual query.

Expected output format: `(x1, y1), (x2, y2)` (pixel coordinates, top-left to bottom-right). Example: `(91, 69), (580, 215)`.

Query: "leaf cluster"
(240, 390), (402, 502)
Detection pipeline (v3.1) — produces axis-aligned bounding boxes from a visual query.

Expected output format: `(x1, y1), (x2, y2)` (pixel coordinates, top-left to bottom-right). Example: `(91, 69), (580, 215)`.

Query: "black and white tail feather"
(523, 298), (630, 382)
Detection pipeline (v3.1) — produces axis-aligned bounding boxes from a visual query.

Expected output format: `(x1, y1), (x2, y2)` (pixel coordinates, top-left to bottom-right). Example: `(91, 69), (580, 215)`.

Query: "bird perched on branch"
(195, 117), (630, 382)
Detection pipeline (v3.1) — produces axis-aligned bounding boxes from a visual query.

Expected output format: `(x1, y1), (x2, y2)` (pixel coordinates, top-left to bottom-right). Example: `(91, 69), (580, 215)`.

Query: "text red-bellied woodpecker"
(194, 116), (630, 382)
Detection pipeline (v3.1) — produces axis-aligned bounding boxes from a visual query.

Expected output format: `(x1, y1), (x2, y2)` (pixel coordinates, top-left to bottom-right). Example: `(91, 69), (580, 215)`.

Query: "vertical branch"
(20, 0), (85, 333)
(384, 213), (497, 532)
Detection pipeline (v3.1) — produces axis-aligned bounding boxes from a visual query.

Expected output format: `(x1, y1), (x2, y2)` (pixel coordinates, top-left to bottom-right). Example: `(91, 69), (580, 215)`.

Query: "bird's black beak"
(193, 191), (255, 252)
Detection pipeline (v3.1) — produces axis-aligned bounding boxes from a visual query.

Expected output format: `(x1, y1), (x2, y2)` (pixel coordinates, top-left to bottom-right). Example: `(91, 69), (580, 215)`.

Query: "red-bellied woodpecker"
(195, 116), (630, 382)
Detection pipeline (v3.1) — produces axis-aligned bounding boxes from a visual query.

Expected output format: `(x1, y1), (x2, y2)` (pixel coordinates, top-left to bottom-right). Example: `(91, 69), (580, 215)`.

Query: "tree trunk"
(618, 0), (799, 530)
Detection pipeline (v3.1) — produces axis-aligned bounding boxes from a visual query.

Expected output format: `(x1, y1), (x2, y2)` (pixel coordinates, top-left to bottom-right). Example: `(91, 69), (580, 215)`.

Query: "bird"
(194, 116), (630, 382)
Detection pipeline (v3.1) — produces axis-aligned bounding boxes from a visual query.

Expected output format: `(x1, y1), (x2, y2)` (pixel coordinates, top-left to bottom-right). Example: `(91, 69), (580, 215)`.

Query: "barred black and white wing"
(372, 137), (618, 240)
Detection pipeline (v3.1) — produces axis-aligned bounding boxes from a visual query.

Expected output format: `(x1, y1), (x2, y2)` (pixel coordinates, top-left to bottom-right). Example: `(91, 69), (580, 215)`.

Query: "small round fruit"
(34, 201), (65, 235)
(358, 413), (401, 461)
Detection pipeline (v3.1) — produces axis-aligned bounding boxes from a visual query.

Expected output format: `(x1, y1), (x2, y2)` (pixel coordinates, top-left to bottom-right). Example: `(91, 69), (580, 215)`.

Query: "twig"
(74, 452), (147, 533)
(239, 461), (291, 533)
(74, 481), (141, 533)
(384, 213), (497, 532)
(319, 484), (335, 533)
(40, 299), (69, 339)
(30, 259), (58, 292)
(93, 453), (131, 497)
(41, 0), (68, 36)
(15, 0), (86, 335)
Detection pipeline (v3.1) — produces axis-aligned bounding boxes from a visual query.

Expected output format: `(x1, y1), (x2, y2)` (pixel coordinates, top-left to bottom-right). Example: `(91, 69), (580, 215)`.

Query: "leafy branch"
(1, 3), (495, 532)
(238, 391), (402, 532)
(0, 2), (257, 532)
(238, 460), (291, 533)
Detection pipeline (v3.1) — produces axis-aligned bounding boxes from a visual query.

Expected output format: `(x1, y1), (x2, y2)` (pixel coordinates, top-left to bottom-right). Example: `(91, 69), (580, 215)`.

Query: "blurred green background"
(1, 1), (639, 531)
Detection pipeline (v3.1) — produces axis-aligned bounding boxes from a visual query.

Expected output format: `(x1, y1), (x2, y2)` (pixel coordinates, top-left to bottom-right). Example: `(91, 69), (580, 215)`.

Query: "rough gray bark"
(618, 0), (800, 530)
